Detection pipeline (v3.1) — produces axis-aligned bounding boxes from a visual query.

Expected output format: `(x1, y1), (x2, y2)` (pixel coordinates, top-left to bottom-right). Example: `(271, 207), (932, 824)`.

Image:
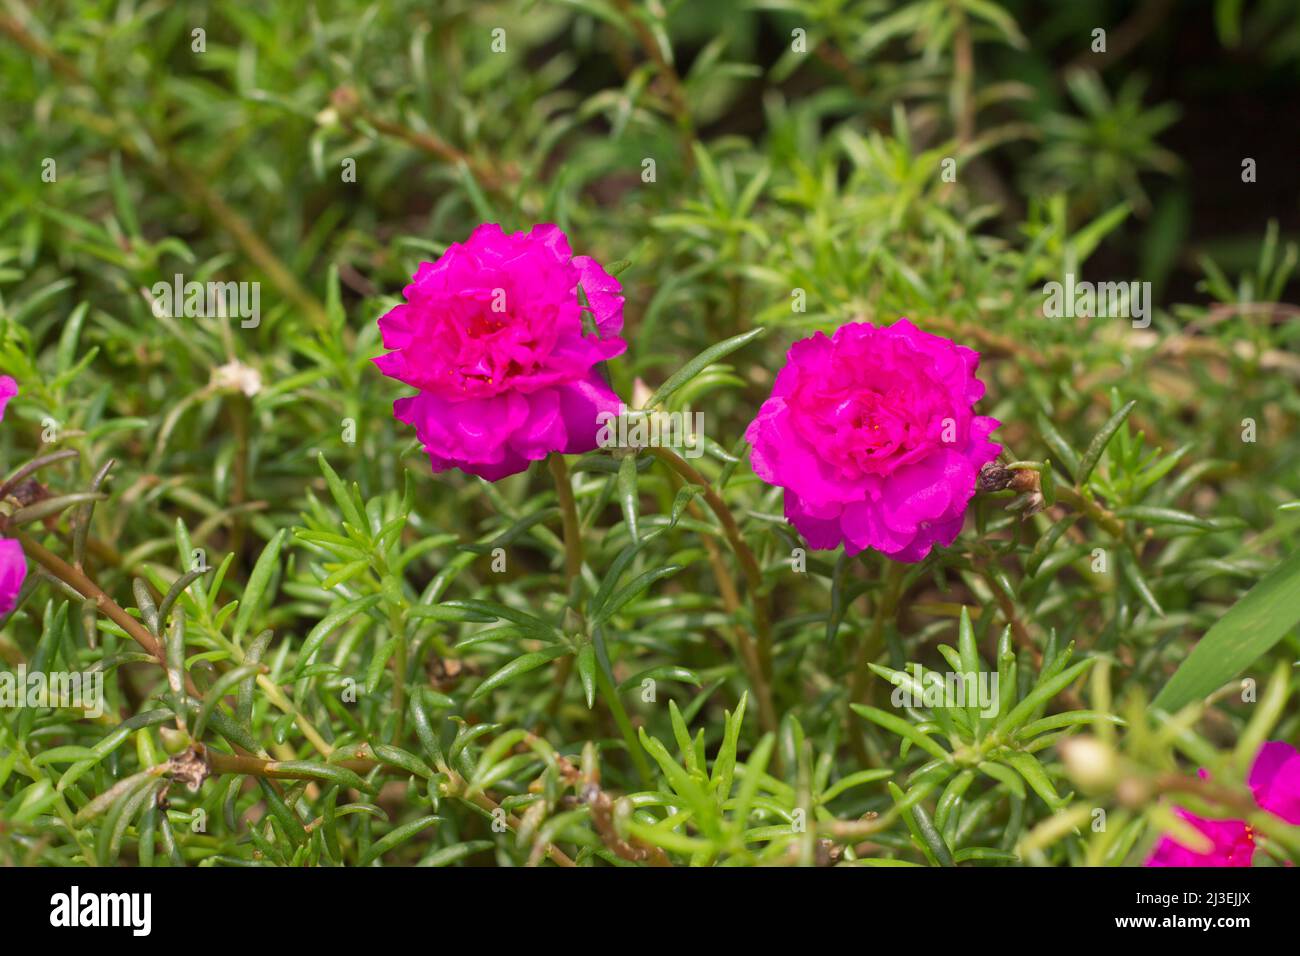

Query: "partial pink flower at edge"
(0, 378), (25, 613)
(1144, 810), (1256, 867)
(0, 537), (27, 615)
(745, 319), (1000, 563)
(375, 224), (625, 481)
(1248, 740), (1300, 825)
(0, 375), (17, 421)
(1145, 741), (1300, 866)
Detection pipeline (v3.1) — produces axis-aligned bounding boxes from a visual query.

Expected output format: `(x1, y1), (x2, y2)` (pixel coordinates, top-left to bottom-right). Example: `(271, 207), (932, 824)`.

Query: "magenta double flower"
(0, 375), (27, 615)
(745, 320), (1000, 562)
(1146, 741), (1300, 866)
(375, 224), (625, 481)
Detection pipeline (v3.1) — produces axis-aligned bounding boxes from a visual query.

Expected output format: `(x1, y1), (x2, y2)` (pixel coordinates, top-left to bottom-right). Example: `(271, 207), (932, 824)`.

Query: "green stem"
(593, 627), (654, 787)
(1055, 484), (1125, 538)
(547, 454), (584, 586)
(546, 454), (583, 709)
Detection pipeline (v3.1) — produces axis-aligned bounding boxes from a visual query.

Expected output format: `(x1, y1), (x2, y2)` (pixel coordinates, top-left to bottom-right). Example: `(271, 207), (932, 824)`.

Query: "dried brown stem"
(15, 531), (168, 672)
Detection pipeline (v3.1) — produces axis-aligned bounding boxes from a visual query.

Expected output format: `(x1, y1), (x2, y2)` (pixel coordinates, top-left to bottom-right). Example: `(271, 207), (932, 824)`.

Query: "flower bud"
(159, 726), (191, 756)
(1059, 735), (1118, 792)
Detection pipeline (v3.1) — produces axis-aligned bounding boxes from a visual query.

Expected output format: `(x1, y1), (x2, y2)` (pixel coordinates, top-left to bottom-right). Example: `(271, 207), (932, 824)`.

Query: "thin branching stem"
(547, 454), (584, 584)
(14, 530), (170, 677)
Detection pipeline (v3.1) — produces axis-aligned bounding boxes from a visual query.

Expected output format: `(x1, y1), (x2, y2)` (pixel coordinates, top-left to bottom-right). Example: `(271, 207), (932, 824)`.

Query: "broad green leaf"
(1154, 548), (1300, 711)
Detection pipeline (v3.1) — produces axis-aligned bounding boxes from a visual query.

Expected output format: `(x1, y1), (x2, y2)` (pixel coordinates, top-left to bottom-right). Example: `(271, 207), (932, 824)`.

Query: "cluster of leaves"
(1, 0), (1298, 866)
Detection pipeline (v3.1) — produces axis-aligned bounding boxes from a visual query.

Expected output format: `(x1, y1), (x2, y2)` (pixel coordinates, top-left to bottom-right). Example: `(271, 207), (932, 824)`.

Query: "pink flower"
(0, 377), (27, 613)
(1146, 741), (1300, 866)
(0, 538), (27, 615)
(0, 375), (17, 421)
(745, 319), (1000, 562)
(375, 224), (625, 481)
(1248, 741), (1300, 825)
(1145, 810), (1256, 867)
